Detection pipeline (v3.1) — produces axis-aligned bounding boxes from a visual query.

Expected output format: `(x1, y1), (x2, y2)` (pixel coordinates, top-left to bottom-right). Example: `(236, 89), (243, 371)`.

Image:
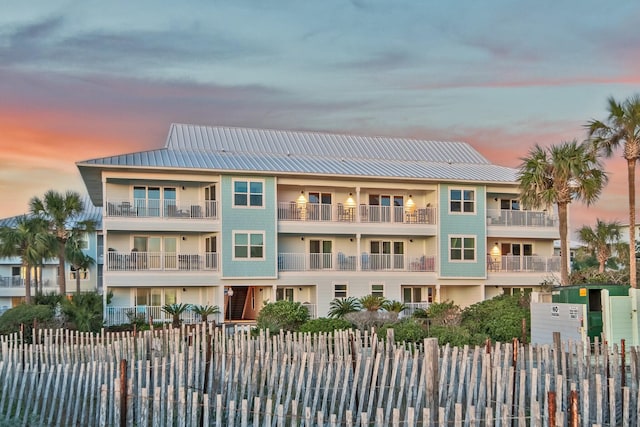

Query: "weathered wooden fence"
(0, 325), (639, 426)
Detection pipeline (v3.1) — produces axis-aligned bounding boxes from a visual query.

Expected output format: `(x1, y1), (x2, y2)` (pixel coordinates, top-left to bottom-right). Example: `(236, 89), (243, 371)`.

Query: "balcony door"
(310, 240), (332, 269)
(205, 236), (218, 269)
(308, 192), (332, 221)
(205, 185), (216, 218)
(370, 240), (404, 269)
(369, 195), (403, 222)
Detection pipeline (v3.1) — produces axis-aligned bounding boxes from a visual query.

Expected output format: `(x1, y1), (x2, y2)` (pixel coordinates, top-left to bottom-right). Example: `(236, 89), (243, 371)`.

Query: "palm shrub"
(256, 300), (310, 334)
(327, 297), (361, 318)
(162, 303), (191, 328)
(359, 294), (387, 311)
(192, 304), (221, 324)
(62, 291), (103, 332)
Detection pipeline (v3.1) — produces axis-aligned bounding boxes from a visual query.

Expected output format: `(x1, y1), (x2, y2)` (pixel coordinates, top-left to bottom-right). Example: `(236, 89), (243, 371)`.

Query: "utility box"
(552, 284), (630, 342)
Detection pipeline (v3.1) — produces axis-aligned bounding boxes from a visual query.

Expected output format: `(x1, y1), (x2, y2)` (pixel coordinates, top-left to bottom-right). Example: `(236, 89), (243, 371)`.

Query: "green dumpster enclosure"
(552, 284), (630, 342)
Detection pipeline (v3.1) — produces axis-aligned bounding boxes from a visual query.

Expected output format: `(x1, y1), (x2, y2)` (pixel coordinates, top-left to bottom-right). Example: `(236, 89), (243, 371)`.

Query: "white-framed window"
(333, 283), (348, 299)
(450, 235), (476, 261)
(449, 188), (475, 213)
(233, 231), (265, 260)
(70, 266), (89, 280)
(500, 199), (520, 211)
(233, 179), (264, 207)
(371, 283), (384, 297)
(276, 287), (294, 301)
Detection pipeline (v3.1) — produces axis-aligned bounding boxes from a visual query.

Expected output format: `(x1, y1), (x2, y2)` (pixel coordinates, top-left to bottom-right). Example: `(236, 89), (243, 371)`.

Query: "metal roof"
(77, 124), (518, 205)
(0, 195), (102, 230)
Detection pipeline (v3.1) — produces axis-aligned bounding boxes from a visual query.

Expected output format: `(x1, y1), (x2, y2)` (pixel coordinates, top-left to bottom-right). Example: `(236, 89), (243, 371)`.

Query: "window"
(233, 180), (264, 207)
(450, 189), (475, 213)
(450, 236), (476, 261)
(500, 199), (520, 211)
(371, 283), (384, 297)
(276, 288), (294, 301)
(69, 266), (89, 280)
(233, 232), (265, 260)
(334, 283), (348, 299)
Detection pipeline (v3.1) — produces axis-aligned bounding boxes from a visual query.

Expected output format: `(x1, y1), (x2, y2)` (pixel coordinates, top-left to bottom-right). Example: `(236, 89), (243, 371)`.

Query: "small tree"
(327, 297), (361, 319)
(192, 304), (220, 324)
(359, 294), (388, 312)
(576, 219), (621, 273)
(162, 303), (191, 328)
(256, 300), (310, 334)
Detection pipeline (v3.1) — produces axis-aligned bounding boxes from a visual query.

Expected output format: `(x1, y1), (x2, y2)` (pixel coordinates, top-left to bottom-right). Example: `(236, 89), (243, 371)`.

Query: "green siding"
(221, 175), (277, 278)
(438, 184), (486, 277)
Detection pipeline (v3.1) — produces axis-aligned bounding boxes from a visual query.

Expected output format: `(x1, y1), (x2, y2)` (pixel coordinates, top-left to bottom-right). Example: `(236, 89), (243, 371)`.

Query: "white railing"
(106, 251), (219, 271)
(302, 303), (317, 319)
(402, 302), (430, 318)
(106, 199), (218, 219)
(278, 253), (436, 272)
(105, 306), (209, 326)
(277, 202), (436, 224)
(0, 277), (55, 288)
(487, 255), (561, 273)
(487, 209), (557, 227)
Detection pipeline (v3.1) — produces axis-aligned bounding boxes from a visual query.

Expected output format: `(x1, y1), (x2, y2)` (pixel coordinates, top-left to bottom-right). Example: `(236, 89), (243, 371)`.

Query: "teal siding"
(438, 184), (486, 277)
(221, 175), (277, 278)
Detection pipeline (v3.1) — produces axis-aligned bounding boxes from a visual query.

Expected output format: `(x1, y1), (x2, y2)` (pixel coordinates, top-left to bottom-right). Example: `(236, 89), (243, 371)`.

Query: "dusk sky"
(1, 1), (639, 232)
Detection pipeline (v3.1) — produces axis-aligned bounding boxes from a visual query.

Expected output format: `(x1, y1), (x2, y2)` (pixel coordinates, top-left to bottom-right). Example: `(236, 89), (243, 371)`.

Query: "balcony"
(277, 253), (436, 272)
(106, 251), (219, 271)
(0, 276), (55, 288)
(487, 209), (557, 228)
(487, 255), (561, 273)
(105, 306), (205, 326)
(105, 199), (218, 219)
(277, 203), (436, 224)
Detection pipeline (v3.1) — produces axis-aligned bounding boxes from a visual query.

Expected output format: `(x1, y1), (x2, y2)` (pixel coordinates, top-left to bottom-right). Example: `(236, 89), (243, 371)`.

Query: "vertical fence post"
(548, 391), (556, 427)
(120, 359), (128, 427)
(569, 390), (578, 427)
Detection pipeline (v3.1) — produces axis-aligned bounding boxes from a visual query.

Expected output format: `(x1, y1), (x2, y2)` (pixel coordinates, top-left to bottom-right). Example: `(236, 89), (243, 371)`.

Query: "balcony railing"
(487, 255), (561, 273)
(487, 209), (557, 227)
(105, 306), (207, 326)
(277, 203), (436, 224)
(106, 251), (219, 271)
(106, 199), (218, 219)
(0, 277), (54, 288)
(401, 302), (430, 318)
(302, 303), (317, 319)
(278, 253), (436, 272)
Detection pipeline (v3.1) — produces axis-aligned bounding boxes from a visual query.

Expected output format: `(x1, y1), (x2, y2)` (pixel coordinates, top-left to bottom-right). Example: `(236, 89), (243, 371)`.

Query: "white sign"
(551, 305), (560, 317)
(569, 306), (578, 319)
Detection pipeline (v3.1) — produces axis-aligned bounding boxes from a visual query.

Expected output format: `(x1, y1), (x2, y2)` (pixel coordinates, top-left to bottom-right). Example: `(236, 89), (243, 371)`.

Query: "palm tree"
(0, 216), (53, 304)
(327, 297), (361, 318)
(382, 300), (407, 314)
(30, 190), (96, 295)
(518, 140), (607, 285)
(359, 294), (388, 312)
(65, 235), (96, 295)
(162, 303), (191, 328)
(576, 219), (621, 273)
(587, 95), (640, 287)
(192, 304), (221, 324)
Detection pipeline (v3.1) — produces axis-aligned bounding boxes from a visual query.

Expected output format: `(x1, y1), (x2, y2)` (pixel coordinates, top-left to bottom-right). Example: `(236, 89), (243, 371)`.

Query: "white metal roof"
(77, 124), (518, 205)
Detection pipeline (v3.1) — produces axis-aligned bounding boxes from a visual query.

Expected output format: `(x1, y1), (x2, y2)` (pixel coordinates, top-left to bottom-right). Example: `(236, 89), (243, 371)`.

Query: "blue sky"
(1, 1), (639, 228)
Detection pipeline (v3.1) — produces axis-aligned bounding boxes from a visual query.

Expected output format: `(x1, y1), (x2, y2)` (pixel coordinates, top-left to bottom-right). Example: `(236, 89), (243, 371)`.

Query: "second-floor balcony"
(487, 255), (561, 273)
(106, 251), (219, 271)
(106, 199), (218, 219)
(487, 209), (557, 228)
(278, 202), (436, 224)
(278, 253), (436, 272)
(0, 276), (54, 288)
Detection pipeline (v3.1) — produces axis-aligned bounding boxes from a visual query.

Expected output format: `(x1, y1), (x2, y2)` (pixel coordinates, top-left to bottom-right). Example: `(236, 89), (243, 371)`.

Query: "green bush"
(427, 301), (462, 326)
(299, 318), (353, 334)
(0, 304), (57, 343)
(256, 300), (310, 334)
(428, 325), (484, 347)
(461, 294), (530, 343)
(63, 292), (104, 333)
(378, 319), (428, 343)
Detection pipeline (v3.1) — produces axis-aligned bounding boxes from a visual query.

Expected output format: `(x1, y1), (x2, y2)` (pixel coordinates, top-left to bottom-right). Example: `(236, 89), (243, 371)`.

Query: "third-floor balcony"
(487, 209), (557, 228)
(278, 252), (436, 272)
(278, 202), (436, 224)
(487, 255), (561, 273)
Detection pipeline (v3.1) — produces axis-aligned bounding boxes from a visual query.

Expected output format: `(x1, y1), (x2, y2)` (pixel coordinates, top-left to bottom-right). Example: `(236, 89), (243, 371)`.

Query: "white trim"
(232, 178), (265, 208)
(370, 282), (385, 297)
(448, 187), (476, 215)
(449, 234), (477, 262)
(232, 230), (266, 261)
(333, 282), (348, 299)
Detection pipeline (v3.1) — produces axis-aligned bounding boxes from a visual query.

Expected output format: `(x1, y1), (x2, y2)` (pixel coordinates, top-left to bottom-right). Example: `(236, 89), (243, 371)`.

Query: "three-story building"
(76, 124), (560, 324)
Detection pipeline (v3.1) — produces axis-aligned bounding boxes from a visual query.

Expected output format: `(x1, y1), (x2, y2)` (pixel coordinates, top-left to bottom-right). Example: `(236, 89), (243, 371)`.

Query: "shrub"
(0, 304), (57, 343)
(378, 319), (428, 343)
(461, 294), (530, 343)
(327, 297), (361, 318)
(427, 301), (462, 326)
(344, 310), (395, 331)
(299, 318), (353, 334)
(256, 300), (310, 334)
(33, 291), (64, 307)
(428, 325), (484, 347)
(62, 292), (104, 333)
